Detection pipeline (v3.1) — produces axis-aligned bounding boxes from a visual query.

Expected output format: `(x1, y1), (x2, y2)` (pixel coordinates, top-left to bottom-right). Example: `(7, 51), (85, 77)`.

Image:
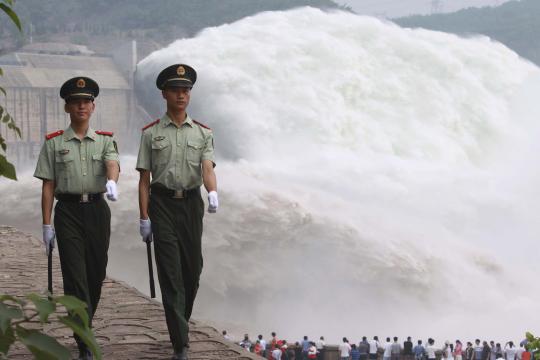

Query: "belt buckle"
(172, 190), (185, 199)
(80, 194), (89, 203)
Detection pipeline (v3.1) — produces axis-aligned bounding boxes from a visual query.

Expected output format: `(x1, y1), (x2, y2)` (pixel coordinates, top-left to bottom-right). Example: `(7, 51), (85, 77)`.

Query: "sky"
(334, 0), (515, 18)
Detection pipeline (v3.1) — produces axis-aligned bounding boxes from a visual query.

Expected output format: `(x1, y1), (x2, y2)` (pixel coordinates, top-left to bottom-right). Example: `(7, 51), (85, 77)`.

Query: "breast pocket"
(186, 140), (203, 163)
(55, 154), (74, 178)
(92, 154), (105, 176)
(151, 138), (171, 165)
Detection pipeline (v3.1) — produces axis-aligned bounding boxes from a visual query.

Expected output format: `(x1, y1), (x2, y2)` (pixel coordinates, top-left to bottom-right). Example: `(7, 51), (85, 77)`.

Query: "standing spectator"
(474, 340), (484, 360)
(489, 342), (497, 360)
(340, 337), (352, 360)
(466, 342), (474, 360)
(272, 333), (278, 349)
(370, 336), (381, 360)
(494, 344), (503, 359)
(404, 337), (414, 360)
(287, 344), (296, 360)
(413, 340), (425, 360)
(516, 343), (525, 360)
(240, 334), (252, 352)
(272, 345), (283, 360)
(308, 342), (318, 360)
(317, 336), (326, 360)
(504, 343), (517, 360)
(455, 340), (463, 360)
(295, 342), (303, 360)
(222, 330), (230, 341)
(254, 340), (263, 356)
(392, 337), (402, 360)
(483, 341), (491, 360)
(426, 339), (437, 360)
(302, 336), (310, 360)
(443, 341), (454, 360)
(521, 347), (531, 360)
(360, 337), (371, 360)
(258, 335), (267, 357)
(281, 340), (290, 360)
(384, 338), (393, 360)
(352, 344), (362, 360)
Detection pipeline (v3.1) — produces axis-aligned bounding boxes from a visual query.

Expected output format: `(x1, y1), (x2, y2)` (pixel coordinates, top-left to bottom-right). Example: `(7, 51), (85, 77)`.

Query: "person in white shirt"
(272, 346), (282, 360)
(444, 341), (455, 360)
(505, 342), (518, 360)
(426, 339), (437, 360)
(370, 336), (381, 360)
(317, 336), (326, 360)
(258, 335), (267, 357)
(340, 337), (352, 360)
(384, 338), (393, 360)
(516, 345), (525, 360)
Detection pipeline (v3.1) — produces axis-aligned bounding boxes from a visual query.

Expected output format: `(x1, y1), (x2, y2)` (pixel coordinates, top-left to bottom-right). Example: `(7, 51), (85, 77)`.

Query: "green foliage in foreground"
(0, 294), (101, 360)
(0, 0), (22, 181)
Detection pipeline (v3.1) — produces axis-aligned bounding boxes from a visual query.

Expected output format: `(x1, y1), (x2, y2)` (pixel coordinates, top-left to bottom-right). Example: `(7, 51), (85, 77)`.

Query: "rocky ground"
(0, 225), (259, 360)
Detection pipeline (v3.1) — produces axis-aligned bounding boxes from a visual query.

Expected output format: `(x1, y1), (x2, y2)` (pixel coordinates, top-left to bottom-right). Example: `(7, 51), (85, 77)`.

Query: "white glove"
(208, 191), (218, 213)
(42, 224), (55, 255)
(106, 179), (118, 201)
(140, 218), (152, 243)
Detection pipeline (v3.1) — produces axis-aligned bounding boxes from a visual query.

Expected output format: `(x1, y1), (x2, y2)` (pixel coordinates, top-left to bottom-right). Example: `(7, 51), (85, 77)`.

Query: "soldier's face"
(162, 87), (191, 111)
(64, 98), (95, 122)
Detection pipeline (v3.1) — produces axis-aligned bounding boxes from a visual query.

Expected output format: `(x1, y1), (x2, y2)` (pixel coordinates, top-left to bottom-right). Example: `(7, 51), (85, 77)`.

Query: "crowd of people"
(221, 332), (536, 360)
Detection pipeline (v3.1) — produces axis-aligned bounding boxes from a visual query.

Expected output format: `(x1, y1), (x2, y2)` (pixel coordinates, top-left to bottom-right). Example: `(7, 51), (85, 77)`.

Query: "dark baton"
(47, 247), (53, 297)
(146, 235), (156, 298)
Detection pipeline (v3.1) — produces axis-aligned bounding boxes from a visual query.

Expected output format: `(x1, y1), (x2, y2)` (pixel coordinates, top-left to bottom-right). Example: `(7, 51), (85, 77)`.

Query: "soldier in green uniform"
(136, 64), (218, 360)
(34, 77), (120, 360)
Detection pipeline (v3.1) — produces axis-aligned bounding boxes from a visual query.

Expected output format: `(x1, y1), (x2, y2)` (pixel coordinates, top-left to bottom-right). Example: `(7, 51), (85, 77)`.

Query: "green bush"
(0, 293), (101, 360)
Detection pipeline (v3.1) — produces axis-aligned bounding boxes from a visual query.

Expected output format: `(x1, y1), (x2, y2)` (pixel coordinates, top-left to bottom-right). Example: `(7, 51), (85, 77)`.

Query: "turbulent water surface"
(3, 8), (540, 343)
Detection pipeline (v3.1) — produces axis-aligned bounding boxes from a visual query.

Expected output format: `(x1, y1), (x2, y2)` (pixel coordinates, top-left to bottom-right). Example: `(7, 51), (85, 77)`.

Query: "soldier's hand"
(42, 224), (56, 255)
(208, 191), (218, 213)
(106, 179), (119, 201)
(140, 218), (152, 242)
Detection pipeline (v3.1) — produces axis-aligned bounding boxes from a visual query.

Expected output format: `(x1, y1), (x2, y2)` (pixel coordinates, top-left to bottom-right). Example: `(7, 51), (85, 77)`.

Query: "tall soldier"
(34, 77), (120, 360)
(136, 64), (218, 360)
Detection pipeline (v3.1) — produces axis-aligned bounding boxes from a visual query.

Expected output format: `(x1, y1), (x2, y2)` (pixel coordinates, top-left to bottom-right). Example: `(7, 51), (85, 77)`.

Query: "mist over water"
(3, 7), (540, 343)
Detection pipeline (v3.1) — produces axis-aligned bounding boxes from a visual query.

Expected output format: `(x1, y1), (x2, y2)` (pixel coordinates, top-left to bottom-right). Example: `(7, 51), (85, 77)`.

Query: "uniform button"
(83, 173), (87, 176)
(160, 145), (163, 148)
(82, 157), (86, 160)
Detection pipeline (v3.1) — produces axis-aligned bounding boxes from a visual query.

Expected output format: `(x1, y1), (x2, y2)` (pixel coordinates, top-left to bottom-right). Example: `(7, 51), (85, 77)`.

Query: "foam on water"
(3, 7), (540, 342)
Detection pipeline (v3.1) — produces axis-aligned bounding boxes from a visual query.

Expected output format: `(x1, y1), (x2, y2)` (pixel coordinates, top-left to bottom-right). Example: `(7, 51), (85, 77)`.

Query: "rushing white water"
(3, 7), (540, 343)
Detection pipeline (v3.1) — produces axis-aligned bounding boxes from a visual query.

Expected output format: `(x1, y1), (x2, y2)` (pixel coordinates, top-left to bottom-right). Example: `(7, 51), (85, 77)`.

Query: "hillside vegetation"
(395, 0), (540, 66)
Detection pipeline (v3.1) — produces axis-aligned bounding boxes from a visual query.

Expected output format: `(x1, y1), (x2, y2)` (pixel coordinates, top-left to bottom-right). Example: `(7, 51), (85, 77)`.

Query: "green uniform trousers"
(149, 189), (204, 352)
(54, 198), (110, 342)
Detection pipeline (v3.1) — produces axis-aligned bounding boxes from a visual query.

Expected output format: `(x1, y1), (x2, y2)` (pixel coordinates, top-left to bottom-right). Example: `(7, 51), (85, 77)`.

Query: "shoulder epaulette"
(193, 119), (211, 130)
(45, 130), (64, 140)
(142, 119), (160, 131)
(95, 130), (114, 136)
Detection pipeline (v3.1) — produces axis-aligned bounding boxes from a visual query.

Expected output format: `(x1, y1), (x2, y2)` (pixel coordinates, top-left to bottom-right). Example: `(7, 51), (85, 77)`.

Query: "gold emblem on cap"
(76, 78), (86, 88)
(177, 66), (186, 76)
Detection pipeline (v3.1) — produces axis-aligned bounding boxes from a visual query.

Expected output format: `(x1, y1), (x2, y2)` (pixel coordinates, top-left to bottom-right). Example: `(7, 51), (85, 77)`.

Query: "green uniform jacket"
(136, 113), (215, 190)
(34, 126), (120, 194)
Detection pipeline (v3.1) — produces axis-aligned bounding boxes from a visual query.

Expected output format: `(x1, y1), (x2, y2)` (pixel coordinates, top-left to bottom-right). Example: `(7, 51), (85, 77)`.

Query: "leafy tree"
(0, 294), (101, 359)
(0, 0), (22, 180)
(526, 332), (540, 360)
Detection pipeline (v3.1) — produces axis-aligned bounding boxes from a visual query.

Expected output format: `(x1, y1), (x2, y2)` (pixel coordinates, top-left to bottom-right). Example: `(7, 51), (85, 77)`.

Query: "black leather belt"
(150, 185), (200, 199)
(56, 193), (103, 203)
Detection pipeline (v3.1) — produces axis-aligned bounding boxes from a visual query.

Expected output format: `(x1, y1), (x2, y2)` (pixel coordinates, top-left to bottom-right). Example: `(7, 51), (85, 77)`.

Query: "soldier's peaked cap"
(156, 64), (197, 90)
(60, 77), (99, 101)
